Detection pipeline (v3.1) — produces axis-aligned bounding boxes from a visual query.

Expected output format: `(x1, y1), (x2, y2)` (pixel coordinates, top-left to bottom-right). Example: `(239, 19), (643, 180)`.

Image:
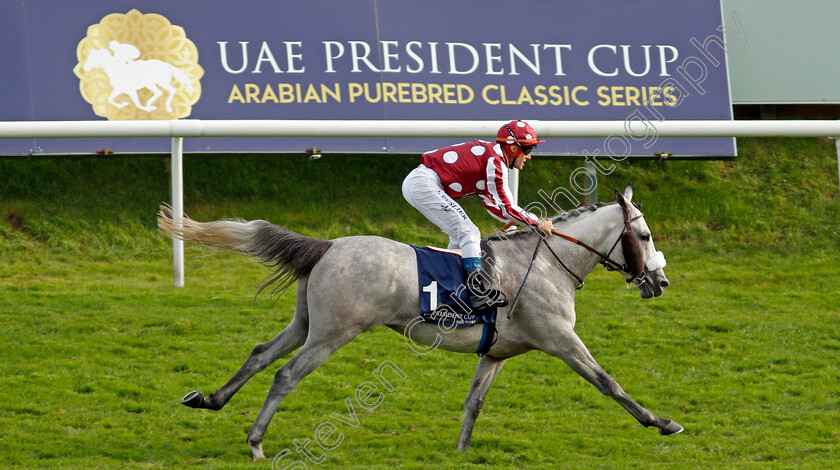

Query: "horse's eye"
(639, 234), (651, 242)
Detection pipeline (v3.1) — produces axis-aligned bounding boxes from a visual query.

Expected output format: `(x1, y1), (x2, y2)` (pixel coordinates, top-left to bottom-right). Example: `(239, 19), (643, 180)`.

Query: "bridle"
(504, 205), (666, 319)
(606, 205), (648, 283)
(545, 206), (646, 287)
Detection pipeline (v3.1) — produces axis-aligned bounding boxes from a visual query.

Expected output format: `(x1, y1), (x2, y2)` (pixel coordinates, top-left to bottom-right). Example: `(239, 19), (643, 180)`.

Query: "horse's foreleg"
(456, 355), (507, 451)
(551, 331), (683, 436)
(182, 280), (310, 411)
(124, 89), (149, 112)
(247, 333), (357, 460)
(107, 89), (128, 109)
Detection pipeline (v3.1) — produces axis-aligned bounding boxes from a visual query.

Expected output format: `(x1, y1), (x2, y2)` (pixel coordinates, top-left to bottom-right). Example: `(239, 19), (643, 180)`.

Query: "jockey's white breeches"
(402, 164), (482, 259)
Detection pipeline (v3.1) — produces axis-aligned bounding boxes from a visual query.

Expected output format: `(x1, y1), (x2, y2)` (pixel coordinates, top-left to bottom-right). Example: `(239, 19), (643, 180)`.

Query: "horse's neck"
(98, 60), (117, 75)
(564, 206), (623, 247)
(100, 59), (127, 76)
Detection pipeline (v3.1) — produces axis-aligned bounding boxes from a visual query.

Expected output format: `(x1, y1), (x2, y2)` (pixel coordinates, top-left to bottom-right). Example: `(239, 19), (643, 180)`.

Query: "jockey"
(402, 120), (556, 311)
(109, 40), (141, 64)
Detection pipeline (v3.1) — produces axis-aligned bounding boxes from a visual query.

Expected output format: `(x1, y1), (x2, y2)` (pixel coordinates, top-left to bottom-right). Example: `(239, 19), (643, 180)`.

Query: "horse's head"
(614, 184), (669, 299)
(82, 48), (111, 72)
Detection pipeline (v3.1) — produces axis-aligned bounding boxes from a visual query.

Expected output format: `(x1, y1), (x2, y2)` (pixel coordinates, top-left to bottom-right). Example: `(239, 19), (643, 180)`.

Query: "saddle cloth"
(410, 246), (496, 328)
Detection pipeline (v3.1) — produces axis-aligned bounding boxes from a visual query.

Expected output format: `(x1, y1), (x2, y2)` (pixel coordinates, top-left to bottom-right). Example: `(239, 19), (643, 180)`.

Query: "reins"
(549, 229), (624, 273)
(504, 239), (542, 319)
(503, 208), (646, 320)
(504, 234), (587, 320)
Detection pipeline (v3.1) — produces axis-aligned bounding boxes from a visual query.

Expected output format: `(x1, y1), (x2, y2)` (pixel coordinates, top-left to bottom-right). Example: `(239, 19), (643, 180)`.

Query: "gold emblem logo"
(73, 9), (204, 120)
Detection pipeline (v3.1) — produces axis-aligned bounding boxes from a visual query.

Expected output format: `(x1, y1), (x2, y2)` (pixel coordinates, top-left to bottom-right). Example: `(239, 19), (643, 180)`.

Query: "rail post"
(171, 137), (184, 287)
(836, 137), (840, 196)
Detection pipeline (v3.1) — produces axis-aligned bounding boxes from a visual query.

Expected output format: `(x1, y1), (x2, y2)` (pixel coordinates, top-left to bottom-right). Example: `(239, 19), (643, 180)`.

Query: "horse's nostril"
(660, 279), (670, 289)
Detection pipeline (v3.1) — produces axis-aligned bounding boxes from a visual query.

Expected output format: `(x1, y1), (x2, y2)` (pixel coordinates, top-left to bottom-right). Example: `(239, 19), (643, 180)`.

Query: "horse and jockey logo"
(73, 9), (204, 120)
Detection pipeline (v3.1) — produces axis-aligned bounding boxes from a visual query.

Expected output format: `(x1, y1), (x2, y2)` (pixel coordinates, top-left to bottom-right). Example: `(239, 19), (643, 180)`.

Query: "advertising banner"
(0, 0), (736, 156)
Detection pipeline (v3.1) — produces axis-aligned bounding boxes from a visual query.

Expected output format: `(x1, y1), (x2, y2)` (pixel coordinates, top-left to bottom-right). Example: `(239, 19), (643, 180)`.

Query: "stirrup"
(468, 289), (509, 310)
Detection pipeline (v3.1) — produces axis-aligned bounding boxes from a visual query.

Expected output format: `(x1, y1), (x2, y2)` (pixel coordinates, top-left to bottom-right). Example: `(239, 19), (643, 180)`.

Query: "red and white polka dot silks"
(420, 140), (540, 227)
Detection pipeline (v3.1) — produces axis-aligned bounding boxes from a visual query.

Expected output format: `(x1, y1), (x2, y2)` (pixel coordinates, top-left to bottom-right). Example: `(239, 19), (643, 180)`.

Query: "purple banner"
(0, 0), (735, 156)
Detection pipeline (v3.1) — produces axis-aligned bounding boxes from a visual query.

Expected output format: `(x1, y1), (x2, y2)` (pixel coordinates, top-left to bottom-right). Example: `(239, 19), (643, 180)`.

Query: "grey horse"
(157, 184), (683, 460)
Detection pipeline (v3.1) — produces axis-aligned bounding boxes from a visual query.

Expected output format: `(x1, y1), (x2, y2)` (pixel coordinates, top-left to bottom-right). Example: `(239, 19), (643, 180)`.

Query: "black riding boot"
(466, 270), (508, 311)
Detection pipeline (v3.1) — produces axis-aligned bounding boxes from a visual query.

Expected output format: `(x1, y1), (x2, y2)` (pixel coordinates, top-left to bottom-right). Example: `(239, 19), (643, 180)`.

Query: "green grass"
(1, 247), (837, 468)
(1, 137), (839, 468)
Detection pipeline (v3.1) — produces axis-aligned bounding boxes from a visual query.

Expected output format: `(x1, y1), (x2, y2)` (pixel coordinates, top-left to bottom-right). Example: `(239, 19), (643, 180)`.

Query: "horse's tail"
(169, 65), (194, 91)
(157, 206), (332, 296)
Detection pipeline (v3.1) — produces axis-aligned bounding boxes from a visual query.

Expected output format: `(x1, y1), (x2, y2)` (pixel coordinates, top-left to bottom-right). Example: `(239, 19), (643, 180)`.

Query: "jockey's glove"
(538, 219), (556, 237)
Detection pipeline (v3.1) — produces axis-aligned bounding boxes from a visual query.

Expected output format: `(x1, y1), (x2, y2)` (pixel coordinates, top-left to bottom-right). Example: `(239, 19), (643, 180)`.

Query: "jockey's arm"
(484, 156), (553, 233)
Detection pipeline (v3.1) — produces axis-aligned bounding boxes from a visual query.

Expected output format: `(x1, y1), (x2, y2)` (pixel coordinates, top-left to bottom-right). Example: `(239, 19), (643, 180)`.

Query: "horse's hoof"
(181, 390), (205, 408)
(659, 419), (684, 436)
(250, 441), (267, 460)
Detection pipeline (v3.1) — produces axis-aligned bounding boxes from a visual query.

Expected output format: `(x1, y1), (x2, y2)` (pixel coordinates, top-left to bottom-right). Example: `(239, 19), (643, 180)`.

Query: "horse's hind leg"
(247, 330), (360, 459)
(456, 355), (507, 451)
(181, 279), (310, 411)
(181, 317), (307, 411)
(549, 330), (683, 436)
(158, 82), (177, 112)
(143, 85), (163, 111)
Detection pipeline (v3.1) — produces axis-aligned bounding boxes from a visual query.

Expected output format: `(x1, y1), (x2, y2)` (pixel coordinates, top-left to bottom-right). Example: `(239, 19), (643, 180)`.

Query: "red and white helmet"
(496, 120), (546, 147)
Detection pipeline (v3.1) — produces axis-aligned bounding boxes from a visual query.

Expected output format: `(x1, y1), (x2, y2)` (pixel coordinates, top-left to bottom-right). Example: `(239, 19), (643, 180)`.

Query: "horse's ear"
(623, 183), (633, 202)
(615, 188), (630, 209)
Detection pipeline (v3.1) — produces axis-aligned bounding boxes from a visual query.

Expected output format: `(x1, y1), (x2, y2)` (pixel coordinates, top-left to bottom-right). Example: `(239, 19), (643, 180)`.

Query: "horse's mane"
(486, 201), (618, 242)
